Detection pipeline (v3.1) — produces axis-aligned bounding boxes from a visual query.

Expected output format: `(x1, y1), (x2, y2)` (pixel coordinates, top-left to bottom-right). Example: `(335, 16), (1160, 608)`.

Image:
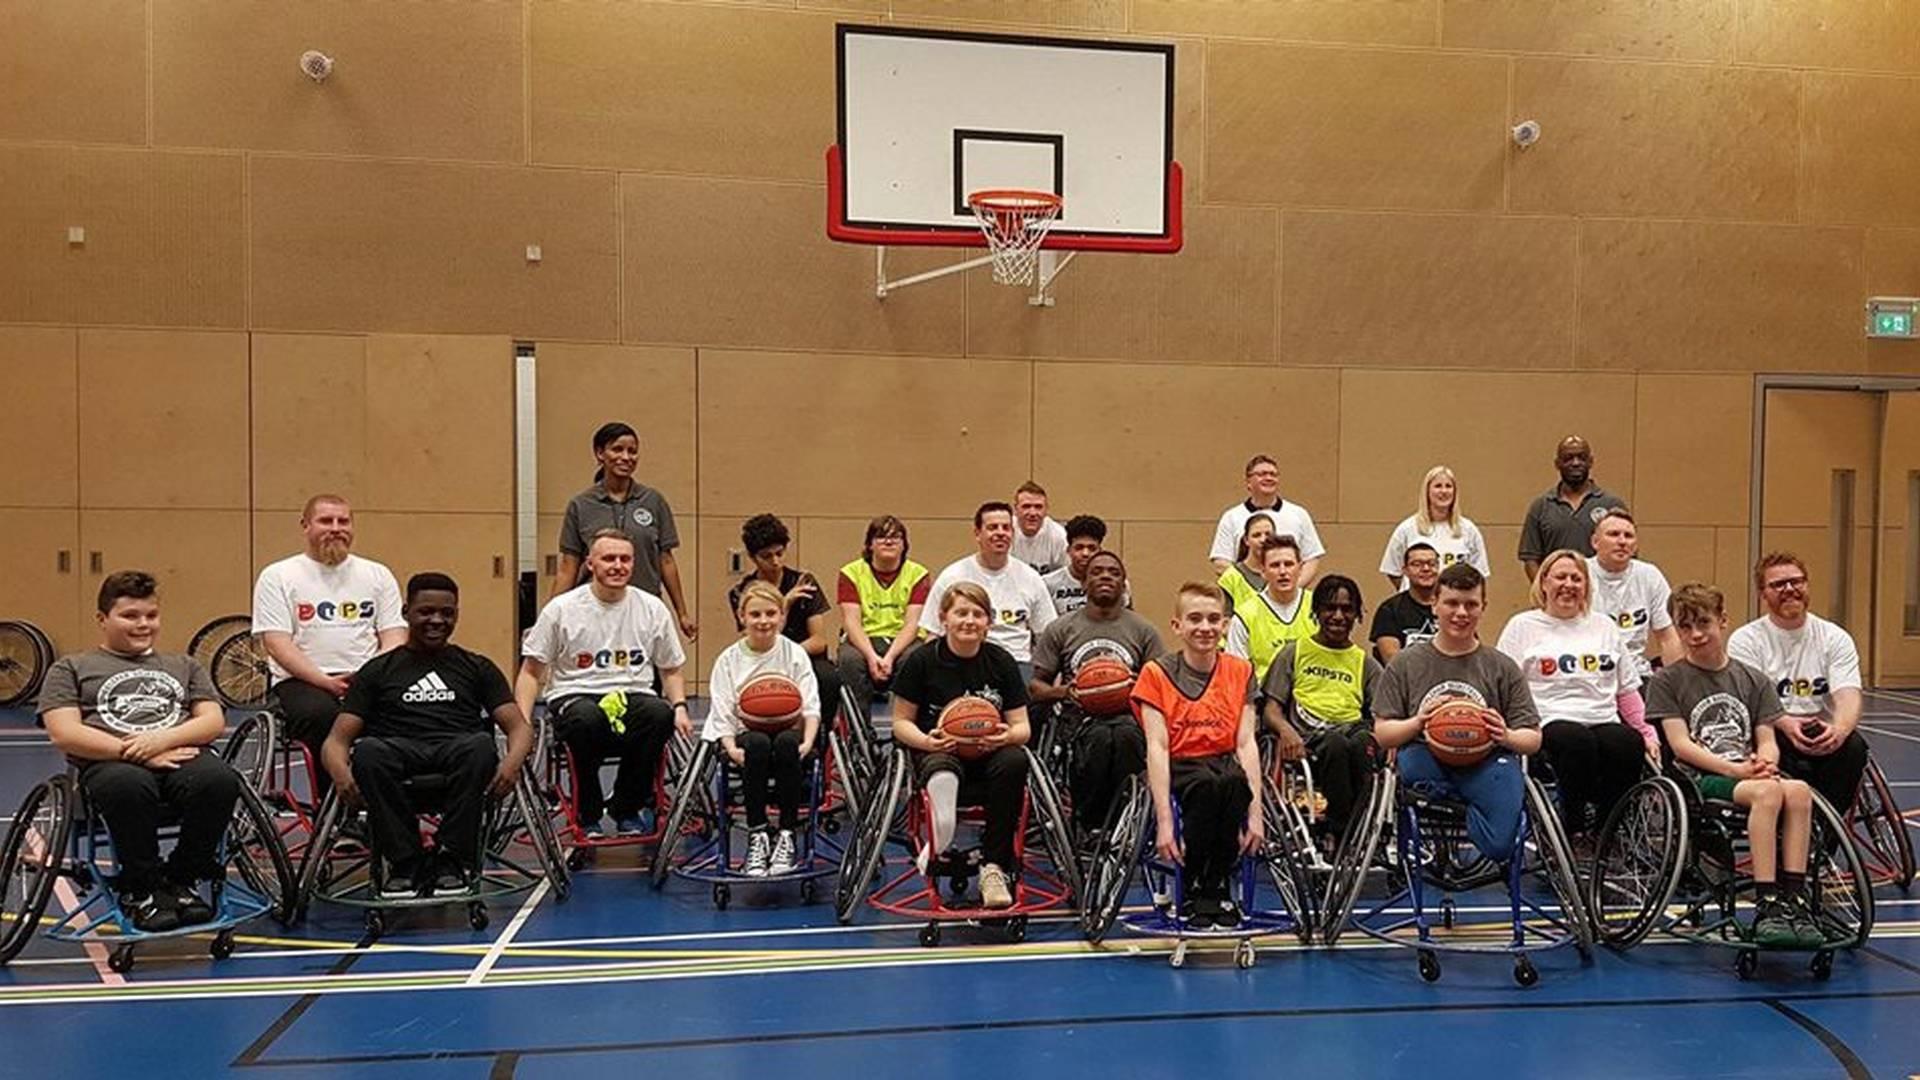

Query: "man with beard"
(1519, 436), (1627, 580)
(253, 494), (406, 774)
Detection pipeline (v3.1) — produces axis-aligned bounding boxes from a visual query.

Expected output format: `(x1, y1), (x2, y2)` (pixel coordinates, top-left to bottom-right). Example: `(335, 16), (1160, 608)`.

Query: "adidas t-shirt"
(522, 584), (687, 701)
(343, 644), (514, 740)
(1727, 613), (1863, 718)
(1377, 516), (1491, 584)
(251, 553), (405, 680)
(1586, 557), (1674, 679)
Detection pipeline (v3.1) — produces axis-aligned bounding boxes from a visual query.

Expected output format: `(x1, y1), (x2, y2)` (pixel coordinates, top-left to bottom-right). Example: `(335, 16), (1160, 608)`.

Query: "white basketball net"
(967, 191), (1063, 286)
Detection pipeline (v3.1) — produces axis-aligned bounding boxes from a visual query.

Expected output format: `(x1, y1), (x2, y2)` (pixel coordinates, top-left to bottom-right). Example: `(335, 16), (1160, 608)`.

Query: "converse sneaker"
(1788, 893), (1827, 949)
(769, 829), (797, 875)
(1752, 896), (1798, 948)
(979, 863), (1013, 909)
(744, 829), (772, 877)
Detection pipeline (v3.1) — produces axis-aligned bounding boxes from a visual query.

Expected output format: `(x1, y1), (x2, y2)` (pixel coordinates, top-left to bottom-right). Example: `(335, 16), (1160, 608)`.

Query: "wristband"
(671, 700), (688, 710)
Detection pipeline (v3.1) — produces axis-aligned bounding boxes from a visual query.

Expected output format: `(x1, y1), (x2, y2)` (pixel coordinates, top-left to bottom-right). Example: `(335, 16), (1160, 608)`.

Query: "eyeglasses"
(1405, 560), (1440, 571)
(1763, 576), (1808, 592)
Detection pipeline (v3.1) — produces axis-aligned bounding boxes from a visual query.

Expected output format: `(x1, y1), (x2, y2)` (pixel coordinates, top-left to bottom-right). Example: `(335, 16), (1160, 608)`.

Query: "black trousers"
(1071, 714), (1146, 829)
(1304, 722), (1374, 841)
(1777, 729), (1870, 814)
(350, 731), (496, 872)
(552, 693), (674, 823)
(917, 745), (1030, 869)
(80, 752), (240, 895)
(739, 728), (808, 828)
(1538, 721), (1645, 833)
(1171, 753), (1252, 893)
(272, 680), (345, 797)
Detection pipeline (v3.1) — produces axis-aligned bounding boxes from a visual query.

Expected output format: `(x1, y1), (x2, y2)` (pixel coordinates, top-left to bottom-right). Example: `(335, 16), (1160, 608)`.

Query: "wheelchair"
(0, 618), (55, 709)
(221, 710), (328, 862)
(292, 749), (569, 939)
(831, 684), (891, 828)
(1846, 755), (1914, 892)
(1320, 756), (1593, 987)
(1080, 772), (1314, 968)
(647, 734), (846, 908)
(0, 748), (295, 973)
(529, 704), (689, 871)
(187, 614), (269, 709)
(1585, 759), (1874, 981)
(833, 746), (1080, 946)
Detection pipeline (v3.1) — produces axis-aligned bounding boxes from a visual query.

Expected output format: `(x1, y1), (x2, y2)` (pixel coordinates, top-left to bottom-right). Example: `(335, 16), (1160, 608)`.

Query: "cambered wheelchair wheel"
(1321, 769), (1396, 946)
(228, 780), (299, 926)
(651, 739), (718, 890)
(1262, 765), (1322, 945)
(1587, 775), (1689, 950)
(1024, 747), (1082, 905)
(209, 627), (271, 709)
(834, 748), (908, 924)
(1849, 758), (1914, 892)
(826, 725), (865, 830)
(221, 711), (280, 796)
(0, 776), (73, 964)
(1523, 777), (1594, 956)
(292, 790), (347, 922)
(514, 769), (571, 902)
(1808, 791), (1875, 950)
(189, 614), (251, 669)
(1080, 776), (1150, 943)
(0, 619), (54, 709)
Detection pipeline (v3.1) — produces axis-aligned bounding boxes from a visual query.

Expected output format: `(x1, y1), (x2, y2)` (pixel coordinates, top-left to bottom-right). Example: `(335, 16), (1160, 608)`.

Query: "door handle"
(89, 551), (103, 574)
(493, 555), (506, 579)
(544, 554), (557, 576)
(57, 550), (71, 574)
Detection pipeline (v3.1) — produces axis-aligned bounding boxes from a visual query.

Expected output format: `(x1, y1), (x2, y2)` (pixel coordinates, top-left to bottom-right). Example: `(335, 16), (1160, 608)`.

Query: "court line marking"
(466, 879), (548, 986)
(1861, 724), (1920, 747)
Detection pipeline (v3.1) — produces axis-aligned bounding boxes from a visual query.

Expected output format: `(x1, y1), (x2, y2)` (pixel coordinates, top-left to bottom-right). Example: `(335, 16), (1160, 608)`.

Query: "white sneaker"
(769, 829), (797, 876)
(744, 829), (772, 877)
(980, 863), (1013, 909)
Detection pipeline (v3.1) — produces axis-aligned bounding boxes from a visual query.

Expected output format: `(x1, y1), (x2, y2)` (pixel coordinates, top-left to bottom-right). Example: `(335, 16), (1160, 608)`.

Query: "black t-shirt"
(891, 638), (1029, 733)
(1370, 592), (1437, 656)
(342, 644), (514, 740)
(728, 567), (829, 644)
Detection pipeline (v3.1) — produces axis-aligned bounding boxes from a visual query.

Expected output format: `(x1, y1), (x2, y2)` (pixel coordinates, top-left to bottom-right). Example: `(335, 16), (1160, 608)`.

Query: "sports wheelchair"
(526, 703), (691, 871)
(1586, 761), (1874, 980)
(1320, 756), (1593, 987)
(834, 746), (1080, 946)
(1846, 754), (1914, 891)
(0, 749), (294, 974)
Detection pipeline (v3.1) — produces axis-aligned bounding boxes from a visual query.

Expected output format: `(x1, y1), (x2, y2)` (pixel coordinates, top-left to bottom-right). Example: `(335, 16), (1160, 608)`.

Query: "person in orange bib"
(1132, 582), (1266, 930)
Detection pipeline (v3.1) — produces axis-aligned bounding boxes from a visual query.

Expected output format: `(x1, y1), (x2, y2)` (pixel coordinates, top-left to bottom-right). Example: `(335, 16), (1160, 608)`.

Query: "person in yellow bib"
(836, 515), (930, 722)
(1260, 575), (1382, 846)
(1225, 535), (1317, 683)
(1217, 510), (1278, 617)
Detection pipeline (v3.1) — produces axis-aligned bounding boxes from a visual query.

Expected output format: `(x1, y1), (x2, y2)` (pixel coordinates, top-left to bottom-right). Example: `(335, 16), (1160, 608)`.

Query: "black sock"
(1780, 871), (1806, 897)
(1755, 881), (1778, 904)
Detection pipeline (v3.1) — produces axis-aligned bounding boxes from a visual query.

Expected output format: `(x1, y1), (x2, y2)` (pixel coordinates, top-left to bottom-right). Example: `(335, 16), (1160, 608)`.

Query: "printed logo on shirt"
(997, 608), (1031, 629)
(296, 599), (377, 623)
(1611, 609), (1649, 630)
(94, 669), (187, 734)
(965, 686), (1006, 709)
(401, 671), (458, 704)
(1589, 506), (1611, 524)
(1689, 692), (1752, 761)
(1535, 654), (1617, 677)
(573, 647), (652, 671)
(1301, 663), (1356, 685)
(1418, 681), (1489, 711)
(1066, 639), (1144, 673)
(632, 507), (655, 528)
(1775, 676), (1831, 700)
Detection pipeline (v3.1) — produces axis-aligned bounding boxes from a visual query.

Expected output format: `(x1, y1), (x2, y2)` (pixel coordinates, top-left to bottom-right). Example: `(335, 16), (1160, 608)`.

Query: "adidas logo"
(401, 671), (458, 704)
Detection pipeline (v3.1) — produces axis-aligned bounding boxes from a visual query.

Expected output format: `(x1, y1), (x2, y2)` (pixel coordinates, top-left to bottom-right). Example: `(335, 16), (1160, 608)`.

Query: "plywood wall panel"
(0, 509), (82, 653)
(0, 328), (78, 508)
(0, 1), (147, 145)
(1713, 527), (1753, 614)
(1441, 0), (1732, 60)
(535, 344), (697, 515)
(531, 2), (830, 179)
(1578, 220), (1863, 372)
(250, 333), (369, 513)
(1803, 74), (1920, 227)
(1207, 44), (1506, 211)
(1632, 526), (1718, 599)
(77, 329), (249, 511)
(622, 175), (964, 355)
(1737, 0), (1920, 73)
(1632, 374), (1751, 528)
(0, 146), (245, 328)
(81, 509), (252, 653)
(361, 336), (515, 515)
(966, 205), (1278, 365)
(351, 512), (518, 673)
(1133, 0), (1438, 46)
(698, 351), (1030, 519)
(1031, 362), (1338, 521)
(1113, 520), (1218, 629)
(152, 0), (523, 161)
(891, 1), (1125, 30)
(1337, 368), (1637, 527)
(1510, 59), (1797, 221)
(250, 157), (618, 341)
(1282, 211), (1577, 369)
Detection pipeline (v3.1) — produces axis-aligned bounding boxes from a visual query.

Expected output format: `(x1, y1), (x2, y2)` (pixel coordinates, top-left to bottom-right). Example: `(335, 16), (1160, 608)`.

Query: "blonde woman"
(1378, 466), (1490, 590)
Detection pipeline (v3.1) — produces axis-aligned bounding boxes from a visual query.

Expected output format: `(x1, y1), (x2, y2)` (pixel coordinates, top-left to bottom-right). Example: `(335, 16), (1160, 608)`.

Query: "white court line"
(1862, 724), (1920, 747)
(464, 878), (549, 986)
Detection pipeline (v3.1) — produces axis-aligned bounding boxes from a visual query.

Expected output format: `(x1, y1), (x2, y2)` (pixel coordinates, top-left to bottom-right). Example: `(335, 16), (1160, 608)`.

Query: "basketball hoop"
(967, 189), (1063, 286)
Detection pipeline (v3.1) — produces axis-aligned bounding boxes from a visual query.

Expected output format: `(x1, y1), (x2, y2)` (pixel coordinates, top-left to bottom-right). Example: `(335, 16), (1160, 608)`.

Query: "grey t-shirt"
(1375, 642), (1540, 729)
(1644, 657), (1782, 776)
(558, 481), (680, 597)
(1031, 608), (1165, 681)
(36, 649), (218, 738)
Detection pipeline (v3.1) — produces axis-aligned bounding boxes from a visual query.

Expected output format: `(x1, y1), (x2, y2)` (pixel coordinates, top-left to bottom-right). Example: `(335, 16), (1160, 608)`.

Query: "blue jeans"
(1396, 743), (1526, 862)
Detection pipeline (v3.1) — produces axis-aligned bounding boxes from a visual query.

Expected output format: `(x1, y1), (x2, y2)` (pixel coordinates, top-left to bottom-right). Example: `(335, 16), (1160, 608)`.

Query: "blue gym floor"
(5, 694), (1920, 1078)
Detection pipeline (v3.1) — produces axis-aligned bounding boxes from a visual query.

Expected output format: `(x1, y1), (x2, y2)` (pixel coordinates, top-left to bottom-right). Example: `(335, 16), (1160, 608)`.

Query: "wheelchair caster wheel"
(1735, 950), (1758, 981)
(364, 910), (386, 939)
(108, 944), (136, 974)
(919, 923), (941, 948)
(713, 884), (731, 911)
(799, 878), (817, 904)
(1417, 949), (1440, 983)
(210, 930), (235, 960)
(1811, 951), (1834, 981)
(1235, 941), (1257, 970)
(566, 849), (589, 872)
(822, 817), (841, 835)
(468, 904), (489, 931)
(949, 876), (969, 900)
(1441, 897), (1455, 930)
(1006, 915), (1027, 943)
(1513, 958), (1538, 988)
(1170, 940), (1189, 969)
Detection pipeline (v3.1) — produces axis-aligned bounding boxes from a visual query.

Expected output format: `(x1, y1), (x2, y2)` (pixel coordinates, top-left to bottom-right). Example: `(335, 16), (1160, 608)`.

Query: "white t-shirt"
(703, 635), (821, 741)
(919, 555), (1057, 663)
(1495, 609), (1640, 727)
(1377, 516), (1491, 583)
(521, 584), (686, 700)
(1586, 557), (1674, 679)
(1209, 499), (1326, 565)
(251, 553), (405, 680)
(1727, 613), (1863, 718)
(1011, 516), (1069, 576)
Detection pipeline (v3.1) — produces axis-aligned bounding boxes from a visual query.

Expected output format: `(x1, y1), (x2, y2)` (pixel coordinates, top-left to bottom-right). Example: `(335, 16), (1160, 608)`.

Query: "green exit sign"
(1867, 297), (1920, 339)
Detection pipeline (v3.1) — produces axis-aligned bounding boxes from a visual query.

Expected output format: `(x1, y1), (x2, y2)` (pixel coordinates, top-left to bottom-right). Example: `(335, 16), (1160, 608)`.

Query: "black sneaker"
(432, 857), (471, 896)
(1185, 892), (1218, 931)
(377, 861), (420, 900)
(1213, 893), (1244, 931)
(119, 889), (181, 934)
(165, 880), (214, 926)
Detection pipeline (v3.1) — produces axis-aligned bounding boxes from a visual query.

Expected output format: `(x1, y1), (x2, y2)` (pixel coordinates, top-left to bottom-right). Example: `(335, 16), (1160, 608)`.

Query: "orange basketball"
(1072, 657), (1136, 717)
(737, 673), (803, 733)
(1423, 699), (1494, 768)
(938, 696), (1006, 760)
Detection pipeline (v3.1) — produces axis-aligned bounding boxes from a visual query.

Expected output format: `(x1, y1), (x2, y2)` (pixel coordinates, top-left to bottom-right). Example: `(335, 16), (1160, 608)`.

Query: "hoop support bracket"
(874, 247), (1076, 305)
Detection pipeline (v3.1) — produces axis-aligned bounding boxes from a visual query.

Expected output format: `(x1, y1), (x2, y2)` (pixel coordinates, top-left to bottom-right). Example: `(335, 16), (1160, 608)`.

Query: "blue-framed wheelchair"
(0, 747), (294, 973)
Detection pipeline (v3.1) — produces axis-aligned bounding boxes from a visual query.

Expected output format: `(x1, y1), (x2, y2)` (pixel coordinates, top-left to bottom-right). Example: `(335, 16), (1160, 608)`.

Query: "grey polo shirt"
(1517, 484), (1627, 562)
(559, 481), (680, 597)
